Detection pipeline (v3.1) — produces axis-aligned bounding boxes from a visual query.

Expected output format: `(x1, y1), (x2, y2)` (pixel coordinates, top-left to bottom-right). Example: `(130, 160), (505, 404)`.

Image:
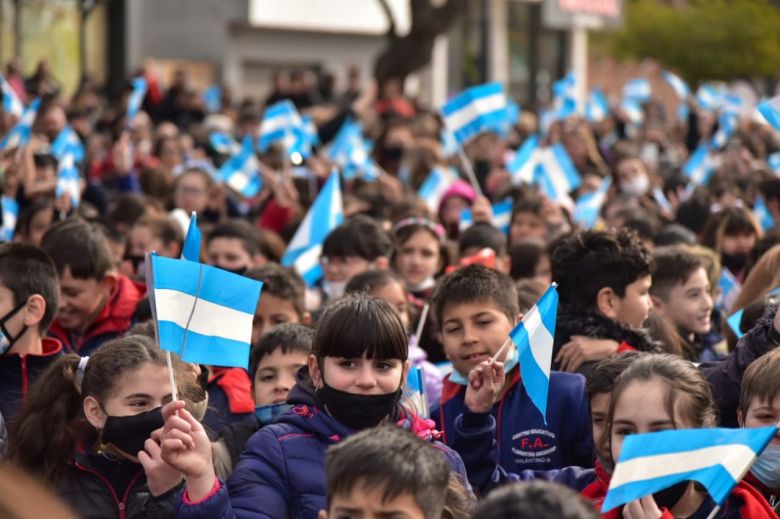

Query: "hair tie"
(75, 356), (89, 387)
(392, 217), (445, 242)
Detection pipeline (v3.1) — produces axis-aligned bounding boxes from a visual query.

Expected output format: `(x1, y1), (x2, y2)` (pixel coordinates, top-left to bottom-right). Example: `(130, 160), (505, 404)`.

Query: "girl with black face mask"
(6, 335), (186, 519)
(160, 293), (470, 519)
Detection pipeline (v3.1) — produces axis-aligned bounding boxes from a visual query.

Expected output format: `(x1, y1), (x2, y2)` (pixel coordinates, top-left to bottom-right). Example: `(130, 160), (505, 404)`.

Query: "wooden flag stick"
(412, 303), (430, 346)
(456, 146), (484, 197)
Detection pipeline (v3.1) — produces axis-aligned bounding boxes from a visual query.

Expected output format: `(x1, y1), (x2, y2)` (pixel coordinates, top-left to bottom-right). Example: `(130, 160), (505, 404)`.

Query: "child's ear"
(374, 256), (390, 270)
(100, 273), (118, 295)
(308, 354), (323, 389)
(83, 395), (106, 429)
(22, 294), (46, 328)
(596, 287), (619, 320)
(302, 312), (312, 326)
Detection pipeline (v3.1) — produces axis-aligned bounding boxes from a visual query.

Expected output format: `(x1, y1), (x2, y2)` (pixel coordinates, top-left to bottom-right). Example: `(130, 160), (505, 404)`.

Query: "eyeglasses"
(320, 255), (368, 268)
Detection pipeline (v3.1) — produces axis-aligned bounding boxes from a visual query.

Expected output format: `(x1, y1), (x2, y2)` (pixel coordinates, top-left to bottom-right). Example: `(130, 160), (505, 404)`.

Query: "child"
(320, 425), (451, 519)
(212, 323), (313, 480)
(392, 217), (447, 300)
(509, 238), (552, 284)
(160, 294), (468, 519)
(604, 353), (774, 518)
(437, 180), (476, 240)
(206, 220), (283, 275)
(702, 207), (762, 283)
(0, 243), (62, 421)
(41, 219), (146, 355)
(13, 199), (56, 246)
(649, 246), (721, 362)
(432, 264), (593, 479)
(738, 347), (780, 510)
(457, 223), (511, 274)
(551, 229), (658, 374)
(509, 194), (549, 246)
(5, 335), (187, 518)
(473, 481), (599, 519)
(128, 215), (183, 263)
(245, 264), (309, 345)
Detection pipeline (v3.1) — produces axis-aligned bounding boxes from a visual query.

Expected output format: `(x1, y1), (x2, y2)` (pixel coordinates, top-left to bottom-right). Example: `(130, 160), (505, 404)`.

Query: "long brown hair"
(6, 336), (171, 486)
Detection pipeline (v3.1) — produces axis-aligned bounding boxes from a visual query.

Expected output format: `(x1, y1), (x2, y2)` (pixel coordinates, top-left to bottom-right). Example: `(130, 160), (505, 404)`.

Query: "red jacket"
(48, 274), (146, 356)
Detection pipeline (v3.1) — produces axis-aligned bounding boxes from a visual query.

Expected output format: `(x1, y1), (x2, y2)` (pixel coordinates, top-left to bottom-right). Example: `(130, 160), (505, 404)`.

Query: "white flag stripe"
(154, 288), (254, 343)
(610, 444), (757, 488)
(444, 93), (506, 133)
(293, 242), (322, 277)
(523, 304), (554, 377)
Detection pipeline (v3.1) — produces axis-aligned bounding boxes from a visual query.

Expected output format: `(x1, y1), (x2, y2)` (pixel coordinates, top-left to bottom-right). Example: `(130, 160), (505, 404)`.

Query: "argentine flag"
(622, 78), (651, 104)
(534, 143), (581, 201)
(697, 84), (721, 112)
(509, 283), (558, 423)
(573, 177), (611, 229)
(203, 86), (222, 113)
(281, 172), (344, 286)
(55, 153), (81, 207)
(258, 100), (303, 154)
(418, 166), (457, 215)
(0, 74), (22, 118)
(0, 195), (17, 241)
(219, 135), (262, 198)
(683, 144), (715, 186)
(460, 198), (513, 234)
(620, 99), (644, 126)
(508, 134), (540, 185)
(441, 82), (508, 145)
(602, 426), (777, 511)
(768, 152), (780, 174)
(552, 73), (578, 120)
(127, 77), (147, 124)
(662, 71), (690, 100)
(0, 97), (40, 152)
(404, 366), (429, 419)
(716, 268), (741, 314)
(51, 125), (85, 163)
(758, 96), (780, 132)
(585, 89), (609, 123)
(754, 196), (774, 232)
(182, 212), (201, 262)
(727, 308), (745, 339)
(209, 132), (241, 156)
(149, 255), (263, 368)
(710, 113), (738, 150)
(440, 127), (459, 158)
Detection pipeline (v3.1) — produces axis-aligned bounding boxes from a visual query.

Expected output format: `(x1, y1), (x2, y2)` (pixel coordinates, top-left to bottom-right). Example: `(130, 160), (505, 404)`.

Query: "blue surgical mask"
(752, 442), (780, 489)
(254, 402), (293, 426)
(448, 343), (519, 386)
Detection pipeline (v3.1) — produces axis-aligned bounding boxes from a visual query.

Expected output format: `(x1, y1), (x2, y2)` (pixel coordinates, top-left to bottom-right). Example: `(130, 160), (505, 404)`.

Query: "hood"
(437, 180), (476, 217)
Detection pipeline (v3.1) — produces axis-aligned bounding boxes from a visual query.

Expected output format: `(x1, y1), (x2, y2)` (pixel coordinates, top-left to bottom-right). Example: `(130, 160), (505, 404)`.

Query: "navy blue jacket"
(176, 368), (469, 519)
(0, 338), (62, 421)
(438, 366), (593, 489)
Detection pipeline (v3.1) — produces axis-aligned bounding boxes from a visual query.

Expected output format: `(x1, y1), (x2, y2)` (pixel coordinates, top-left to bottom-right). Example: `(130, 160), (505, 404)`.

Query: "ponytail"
(6, 354), (87, 486)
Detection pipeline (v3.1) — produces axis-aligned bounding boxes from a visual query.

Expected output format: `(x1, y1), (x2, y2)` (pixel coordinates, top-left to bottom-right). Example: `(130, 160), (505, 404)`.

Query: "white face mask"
(621, 175), (650, 197)
(752, 442), (780, 489)
(322, 280), (347, 300)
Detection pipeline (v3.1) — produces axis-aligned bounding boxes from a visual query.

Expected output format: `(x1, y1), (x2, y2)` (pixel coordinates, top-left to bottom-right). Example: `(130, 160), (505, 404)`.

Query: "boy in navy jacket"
(432, 265), (593, 483)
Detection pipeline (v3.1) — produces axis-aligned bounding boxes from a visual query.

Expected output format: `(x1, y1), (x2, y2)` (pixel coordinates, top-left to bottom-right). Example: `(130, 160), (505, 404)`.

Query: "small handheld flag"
(754, 196), (774, 232)
(441, 82), (508, 145)
(602, 426), (777, 512)
(0, 97), (40, 152)
(758, 96), (780, 132)
(203, 86), (222, 113)
(0, 195), (18, 241)
(0, 74), (22, 118)
(552, 73), (578, 120)
(716, 268), (741, 314)
(149, 255), (263, 368)
(508, 134), (540, 186)
(219, 135), (263, 198)
(51, 125), (85, 163)
(209, 132), (241, 156)
(585, 89), (609, 123)
(726, 309), (745, 339)
(127, 77), (148, 124)
(622, 78), (652, 104)
(460, 198), (512, 234)
(182, 212), (201, 262)
(573, 177), (611, 229)
(55, 153), (81, 208)
(683, 144), (715, 186)
(418, 166), (457, 215)
(258, 99), (304, 157)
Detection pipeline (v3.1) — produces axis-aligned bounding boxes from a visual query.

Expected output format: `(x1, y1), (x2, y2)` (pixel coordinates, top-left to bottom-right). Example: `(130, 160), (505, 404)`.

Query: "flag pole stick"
(492, 337), (513, 363)
(146, 252), (179, 402)
(165, 351), (179, 402)
(412, 303), (430, 346)
(705, 505), (720, 519)
(455, 146), (484, 197)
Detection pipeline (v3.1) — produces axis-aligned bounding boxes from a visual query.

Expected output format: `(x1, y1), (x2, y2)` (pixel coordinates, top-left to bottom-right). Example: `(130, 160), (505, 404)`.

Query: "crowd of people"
(0, 57), (779, 519)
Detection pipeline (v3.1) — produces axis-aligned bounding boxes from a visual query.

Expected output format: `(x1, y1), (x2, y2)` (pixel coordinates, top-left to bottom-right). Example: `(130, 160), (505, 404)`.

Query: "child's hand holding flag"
(464, 358), (506, 414)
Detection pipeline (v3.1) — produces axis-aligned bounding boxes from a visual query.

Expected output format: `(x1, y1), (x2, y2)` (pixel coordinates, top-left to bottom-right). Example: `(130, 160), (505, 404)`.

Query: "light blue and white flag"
(51, 125), (85, 163)
(710, 113), (738, 150)
(418, 166), (458, 215)
(281, 172), (344, 286)
(585, 89), (610, 123)
(460, 198), (513, 234)
(509, 283), (558, 423)
(203, 86), (222, 113)
(127, 77), (148, 124)
(754, 195), (774, 232)
(717, 268), (741, 314)
(182, 212), (201, 262)
(0, 74), (22, 118)
(552, 73), (578, 120)
(209, 132), (241, 156)
(441, 127), (459, 158)
(534, 143), (581, 201)
(727, 308), (745, 339)
(150, 254), (263, 368)
(0, 195), (17, 241)
(758, 96), (780, 132)
(622, 78), (652, 104)
(602, 426), (777, 511)
(683, 144), (715, 186)
(697, 84), (721, 112)
(258, 99), (303, 154)
(768, 152), (780, 174)
(620, 99), (644, 126)
(326, 117), (378, 179)
(218, 135), (262, 198)
(441, 82), (508, 145)
(0, 97), (40, 152)
(573, 177), (611, 229)
(652, 187), (673, 214)
(508, 134), (540, 185)
(55, 153), (81, 207)
(662, 71), (690, 122)
(404, 366), (429, 419)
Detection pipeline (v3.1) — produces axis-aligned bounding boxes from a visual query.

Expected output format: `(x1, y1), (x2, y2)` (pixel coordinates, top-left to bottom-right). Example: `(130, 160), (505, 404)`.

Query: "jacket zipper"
(75, 461), (143, 519)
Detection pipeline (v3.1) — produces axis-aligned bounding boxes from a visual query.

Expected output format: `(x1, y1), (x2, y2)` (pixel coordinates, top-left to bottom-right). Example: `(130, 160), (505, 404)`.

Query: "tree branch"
(376, 0), (397, 37)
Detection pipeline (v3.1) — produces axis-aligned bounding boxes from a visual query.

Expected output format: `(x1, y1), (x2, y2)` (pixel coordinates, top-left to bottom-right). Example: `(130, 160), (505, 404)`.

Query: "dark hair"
(606, 353), (717, 464)
(392, 221), (448, 275)
(655, 224), (697, 248)
(739, 347), (780, 421)
(206, 219), (262, 256)
(345, 269), (406, 296)
(550, 229), (652, 309)
(442, 473), (475, 519)
(432, 265), (519, 328)
(515, 278), (547, 315)
(249, 323), (314, 379)
(675, 190), (711, 236)
(584, 351), (642, 400)
(759, 178), (780, 204)
(472, 481), (598, 519)
(322, 215), (393, 261)
(0, 243), (59, 332)
(134, 215), (184, 249)
(458, 222), (507, 257)
(244, 264), (306, 318)
(509, 239), (547, 280)
(40, 219), (114, 280)
(325, 425), (450, 519)
(106, 194), (148, 231)
(511, 193), (545, 221)
(650, 246), (705, 302)
(313, 293), (407, 361)
(13, 200), (54, 242)
(701, 207), (761, 251)
(6, 335), (179, 485)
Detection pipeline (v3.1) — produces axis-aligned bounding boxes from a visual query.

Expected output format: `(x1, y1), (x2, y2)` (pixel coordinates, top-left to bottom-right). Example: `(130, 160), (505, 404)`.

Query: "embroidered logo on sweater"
(511, 428), (557, 464)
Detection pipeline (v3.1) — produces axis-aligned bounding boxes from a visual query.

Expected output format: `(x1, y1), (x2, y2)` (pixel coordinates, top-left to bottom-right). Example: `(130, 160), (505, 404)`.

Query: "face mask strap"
(0, 299), (29, 349)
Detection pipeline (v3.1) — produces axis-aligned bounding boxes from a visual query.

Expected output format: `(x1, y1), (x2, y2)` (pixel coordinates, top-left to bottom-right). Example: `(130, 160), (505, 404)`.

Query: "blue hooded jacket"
(176, 367), (469, 519)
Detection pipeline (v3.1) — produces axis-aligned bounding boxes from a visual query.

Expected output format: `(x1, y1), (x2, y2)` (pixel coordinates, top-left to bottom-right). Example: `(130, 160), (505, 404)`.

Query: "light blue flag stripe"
(0, 195), (17, 241)
(585, 89), (609, 123)
(683, 144), (714, 186)
(218, 135), (262, 198)
(203, 86), (222, 113)
(442, 82), (508, 144)
(442, 82), (504, 115)
(158, 321), (250, 369)
(551, 143), (582, 191)
(152, 255), (260, 314)
(258, 100), (302, 152)
(182, 213), (201, 262)
(759, 96), (780, 132)
(727, 309), (745, 339)
(0, 73), (22, 117)
(754, 196), (774, 232)
(51, 125), (85, 163)
(623, 78), (651, 103)
(0, 97), (40, 151)
(508, 134), (539, 184)
(127, 77), (147, 123)
(450, 110), (511, 145)
(769, 152), (780, 173)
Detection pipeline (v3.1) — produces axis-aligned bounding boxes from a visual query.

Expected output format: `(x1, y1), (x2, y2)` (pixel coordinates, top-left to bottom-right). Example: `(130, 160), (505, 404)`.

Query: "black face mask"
(317, 383), (402, 431)
(651, 480), (689, 510)
(381, 146), (404, 163)
(221, 265), (248, 276)
(721, 252), (749, 273)
(101, 407), (164, 458)
(125, 254), (145, 273)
